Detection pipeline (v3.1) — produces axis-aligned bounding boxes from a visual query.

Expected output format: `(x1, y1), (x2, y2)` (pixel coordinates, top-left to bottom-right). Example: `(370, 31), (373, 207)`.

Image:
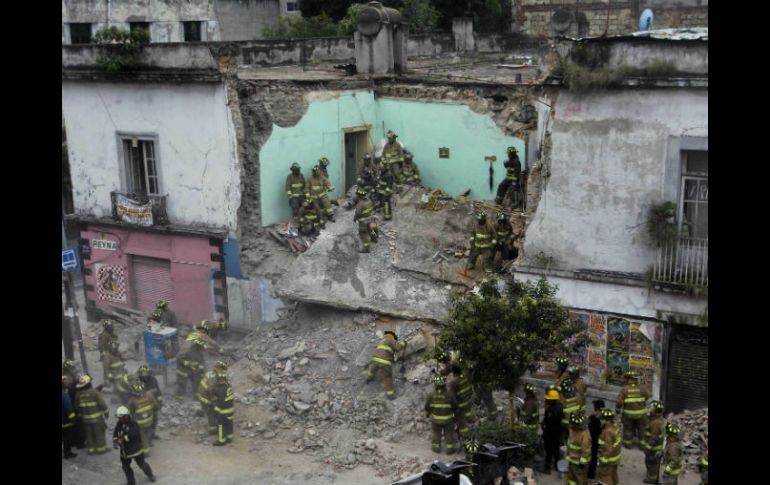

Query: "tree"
(430, 0), (512, 33)
(438, 275), (586, 430)
(401, 0), (440, 33)
(337, 3), (367, 36)
(262, 13), (339, 39)
(93, 27), (150, 72)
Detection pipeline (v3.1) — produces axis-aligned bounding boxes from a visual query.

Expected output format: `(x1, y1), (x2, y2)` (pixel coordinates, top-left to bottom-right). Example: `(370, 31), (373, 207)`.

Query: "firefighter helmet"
(156, 300), (168, 310)
(432, 375), (446, 387)
(116, 406), (130, 418)
(600, 408), (615, 420)
(63, 360), (77, 371)
(666, 422), (681, 435)
(524, 383), (536, 393)
(319, 157), (329, 167)
(76, 374), (92, 389)
(137, 365), (151, 377)
(569, 412), (585, 426)
(384, 330), (398, 340)
(556, 357), (569, 367)
(650, 400), (664, 413)
(464, 439), (479, 454)
(545, 389), (560, 401)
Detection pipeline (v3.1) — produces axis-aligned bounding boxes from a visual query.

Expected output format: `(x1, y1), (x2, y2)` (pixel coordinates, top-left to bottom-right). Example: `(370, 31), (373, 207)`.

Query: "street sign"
(62, 247), (80, 272)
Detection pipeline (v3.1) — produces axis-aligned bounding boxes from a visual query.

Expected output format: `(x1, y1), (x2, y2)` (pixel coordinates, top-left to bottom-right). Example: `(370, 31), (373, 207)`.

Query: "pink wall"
(80, 224), (223, 326)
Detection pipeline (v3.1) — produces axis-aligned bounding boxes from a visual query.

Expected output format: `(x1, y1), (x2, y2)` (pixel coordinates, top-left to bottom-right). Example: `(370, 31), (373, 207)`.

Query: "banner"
(116, 194), (153, 226)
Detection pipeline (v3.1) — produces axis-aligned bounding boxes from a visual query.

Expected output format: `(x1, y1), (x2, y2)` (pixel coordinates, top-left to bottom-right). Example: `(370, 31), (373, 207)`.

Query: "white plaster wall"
(515, 272), (707, 321)
(62, 81), (240, 232)
(524, 89), (707, 273)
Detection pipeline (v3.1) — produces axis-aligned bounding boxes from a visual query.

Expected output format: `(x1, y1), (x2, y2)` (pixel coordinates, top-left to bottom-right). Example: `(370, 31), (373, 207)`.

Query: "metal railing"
(110, 191), (169, 226)
(652, 237), (708, 288)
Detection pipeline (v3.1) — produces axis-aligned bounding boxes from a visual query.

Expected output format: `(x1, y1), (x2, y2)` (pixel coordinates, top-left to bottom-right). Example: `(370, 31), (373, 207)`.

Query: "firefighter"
(698, 451), (708, 485)
(376, 164), (396, 221)
(345, 168), (378, 210)
(400, 152), (421, 185)
(587, 399), (605, 480)
(135, 365), (162, 438)
(424, 375), (458, 454)
(318, 156), (331, 179)
(360, 153), (378, 177)
(435, 348), (452, 376)
(596, 408), (622, 485)
(62, 376), (78, 459)
(176, 323), (223, 396)
(560, 379), (581, 446)
(98, 319), (119, 385)
(200, 318), (228, 341)
(661, 422), (683, 485)
(156, 300), (177, 327)
(566, 412), (592, 485)
(127, 382), (159, 455)
(62, 361), (87, 449)
(365, 330), (405, 399)
(354, 191), (379, 253)
(554, 357), (570, 389)
(306, 165), (335, 226)
(519, 383), (539, 430)
(212, 368), (235, 446)
(285, 163), (306, 218)
(113, 406), (157, 484)
(297, 196), (321, 237)
(643, 400), (666, 484)
(568, 365), (587, 414)
(382, 131), (404, 190)
(62, 359), (80, 384)
(448, 363), (474, 441)
(495, 146), (525, 210)
(197, 360), (228, 436)
(493, 212), (517, 267)
(615, 370), (649, 448)
(104, 341), (129, 402)
(74, 375), (110, 455)
(466, 212), (496, 271)
(540, 388), (563, 474)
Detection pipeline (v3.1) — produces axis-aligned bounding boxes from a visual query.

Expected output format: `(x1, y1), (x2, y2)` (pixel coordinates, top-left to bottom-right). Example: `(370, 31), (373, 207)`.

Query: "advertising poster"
(606, 350), (629, 385)
(586, 347), (607, 384)
(607, 318), (630, 351)
(588, 314), (607, 347)
(629, 322), (653, 356)
(630, 354), (654, 389)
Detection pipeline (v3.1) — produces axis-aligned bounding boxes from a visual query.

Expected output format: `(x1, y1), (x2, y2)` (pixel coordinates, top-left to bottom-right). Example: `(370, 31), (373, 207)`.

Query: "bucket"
(557, 459), (569, 479)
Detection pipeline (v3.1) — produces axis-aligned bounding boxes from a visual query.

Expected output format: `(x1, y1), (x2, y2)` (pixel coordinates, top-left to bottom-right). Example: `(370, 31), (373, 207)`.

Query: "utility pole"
(62, 211), (89, 375)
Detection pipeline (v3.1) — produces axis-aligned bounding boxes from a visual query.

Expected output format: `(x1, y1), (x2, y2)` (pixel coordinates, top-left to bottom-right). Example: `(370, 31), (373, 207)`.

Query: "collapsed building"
(63, 4), (707, 420)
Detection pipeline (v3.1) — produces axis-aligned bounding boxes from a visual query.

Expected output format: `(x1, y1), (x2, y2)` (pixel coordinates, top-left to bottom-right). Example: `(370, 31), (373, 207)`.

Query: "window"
(70, 23), (92, 44)
(123, 138), (160, 196)
(679, 150), (707, 240)
(130, 22), (151, 41)
(286, 2), (299, 12)
(183, 21), (202, 42)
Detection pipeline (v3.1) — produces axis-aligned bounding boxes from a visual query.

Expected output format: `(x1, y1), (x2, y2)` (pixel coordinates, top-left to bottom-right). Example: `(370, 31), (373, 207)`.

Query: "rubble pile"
(226, 304), (436, 479)
(665, 408), (708, 471)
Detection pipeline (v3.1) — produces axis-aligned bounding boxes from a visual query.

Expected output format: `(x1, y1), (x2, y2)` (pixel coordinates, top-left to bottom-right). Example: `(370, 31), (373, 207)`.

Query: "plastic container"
(143, 327), (179, 366)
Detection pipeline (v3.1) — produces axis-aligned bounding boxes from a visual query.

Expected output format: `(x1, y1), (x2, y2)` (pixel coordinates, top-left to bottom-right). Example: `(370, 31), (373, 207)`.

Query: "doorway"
(663, 324), (708, 413)
(342, 127), (372, 192)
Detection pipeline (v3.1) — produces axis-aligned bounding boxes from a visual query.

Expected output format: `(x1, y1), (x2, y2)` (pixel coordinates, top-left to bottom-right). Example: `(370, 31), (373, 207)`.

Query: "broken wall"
(523, 88), (707, 273)
(62, 81), (241, 232)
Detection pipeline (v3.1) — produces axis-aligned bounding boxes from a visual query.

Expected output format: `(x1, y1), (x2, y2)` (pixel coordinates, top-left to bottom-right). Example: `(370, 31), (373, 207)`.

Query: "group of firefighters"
(61, 300), (235, 485)
(364, 334), (708, 485)
(284, 131), (525, 259)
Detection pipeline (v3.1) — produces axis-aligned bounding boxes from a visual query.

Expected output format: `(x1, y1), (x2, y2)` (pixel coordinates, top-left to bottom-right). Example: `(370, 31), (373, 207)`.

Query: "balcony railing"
(652, 237), (708, 289)
(110, 191), (169, 226)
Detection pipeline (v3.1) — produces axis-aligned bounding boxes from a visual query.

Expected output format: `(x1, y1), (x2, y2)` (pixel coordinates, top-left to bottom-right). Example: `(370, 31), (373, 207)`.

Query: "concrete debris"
(664, 408), (708, 472)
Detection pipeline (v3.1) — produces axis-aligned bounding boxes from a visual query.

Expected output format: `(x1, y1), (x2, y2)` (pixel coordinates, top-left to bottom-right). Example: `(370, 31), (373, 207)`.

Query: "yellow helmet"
(545, 389), (560, 400)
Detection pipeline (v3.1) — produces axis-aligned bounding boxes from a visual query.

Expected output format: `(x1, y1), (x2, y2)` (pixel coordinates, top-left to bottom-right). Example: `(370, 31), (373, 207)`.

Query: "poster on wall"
(606, 350), (629, 385)
(630, 354), (654, 389)
(588, 314), (607, 347)
(629, 322), (653, 355)
(95, 264), (127, 303)
(607, 318), (630, 351)
(586, 347), (607, 385)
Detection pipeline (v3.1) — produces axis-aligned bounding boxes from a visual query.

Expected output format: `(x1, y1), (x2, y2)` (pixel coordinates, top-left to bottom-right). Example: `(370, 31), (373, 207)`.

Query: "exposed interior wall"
(214, 0), (281, 41)
(62, 81), (240, 232)
(523, 88), (708, 273)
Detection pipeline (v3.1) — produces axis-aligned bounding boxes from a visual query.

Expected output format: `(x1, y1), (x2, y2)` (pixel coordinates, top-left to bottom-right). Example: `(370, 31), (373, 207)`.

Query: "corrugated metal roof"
(562, 27), (708, 42)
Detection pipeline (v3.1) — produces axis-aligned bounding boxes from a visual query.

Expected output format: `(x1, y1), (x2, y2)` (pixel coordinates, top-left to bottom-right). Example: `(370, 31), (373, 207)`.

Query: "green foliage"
(474, 421), (539, 465)
(439, 276), (583, 395)
(401, 0), (440, 33)
(647, 201), (678, 245)
(93, 27), (149, 72)
(263, 13), (340, 39)
(337, 3), (366, 36)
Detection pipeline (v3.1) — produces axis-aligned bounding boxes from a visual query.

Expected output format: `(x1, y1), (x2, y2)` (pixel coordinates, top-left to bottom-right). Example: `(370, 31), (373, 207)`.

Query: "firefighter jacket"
(662, 435), (683, 477)
(298, 204), (320, 226)
(401, 161), (420, 182)
(643, 415), (665, 452)
(62, 391), (76, 428)
(354, 199), (375, 224)
(370, 334), (404, 367)
(98, 330), (118, 361)
(469, 221), (496, 249)
(520, 394), (540, 428)
(307, 175), (333, 200)
(213, 381), (235, 418)
(128, 393), (158, 429)
(356, 174), (377, 195)
(424, 387), (457, 425)
(285, 173), (306, 198)
(179, 331), (220, 371)
(573, 376), (587, 407)
(382, 141), (404, 164)
(448, 371), (473, 410)
(561, 395), (581, 426)
(616, 383), (649, 419)
(567, 425), (592, 466)
(495, 221), (513, 246)
(197, 371), (219, 407)
(75, 388), (108, 424)
(138, 374), (163, 406)
(597, 422), (622, 466)
(377, 171), (395, 196)
(504, 154), (522, 184)
(113, 418), (145, 459)
(104, 352), (127, 382)
(159, 308), (177, 327)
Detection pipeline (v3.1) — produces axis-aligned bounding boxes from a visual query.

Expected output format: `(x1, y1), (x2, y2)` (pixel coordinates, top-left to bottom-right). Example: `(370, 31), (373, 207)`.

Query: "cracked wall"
(62, 80), (241, 232)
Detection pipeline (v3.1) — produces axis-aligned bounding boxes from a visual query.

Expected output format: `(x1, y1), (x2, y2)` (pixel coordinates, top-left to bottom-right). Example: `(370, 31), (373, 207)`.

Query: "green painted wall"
(260, 91), (524, 226)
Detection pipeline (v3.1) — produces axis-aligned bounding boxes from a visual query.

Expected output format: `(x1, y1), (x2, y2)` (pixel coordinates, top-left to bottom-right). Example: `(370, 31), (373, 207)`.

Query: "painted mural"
(95, 263), (127, 303)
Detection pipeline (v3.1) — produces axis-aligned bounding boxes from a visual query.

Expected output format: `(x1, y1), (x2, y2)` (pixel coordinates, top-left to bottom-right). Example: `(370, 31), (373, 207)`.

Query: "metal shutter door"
(665, 325), (708, 414)
(130, 255), (174, 313)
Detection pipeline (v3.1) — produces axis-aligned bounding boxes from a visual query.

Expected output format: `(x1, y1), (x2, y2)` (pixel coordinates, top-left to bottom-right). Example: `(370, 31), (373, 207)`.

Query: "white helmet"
(116, 406), (130, 418)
